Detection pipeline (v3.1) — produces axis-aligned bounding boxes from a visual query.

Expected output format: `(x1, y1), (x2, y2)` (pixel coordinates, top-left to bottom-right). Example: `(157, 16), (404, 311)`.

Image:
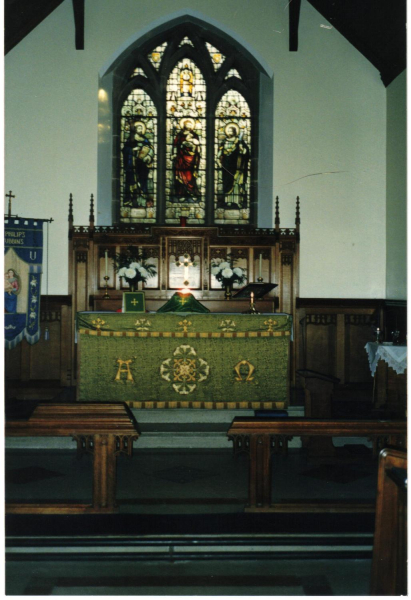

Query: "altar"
(77, 312), (292, 409)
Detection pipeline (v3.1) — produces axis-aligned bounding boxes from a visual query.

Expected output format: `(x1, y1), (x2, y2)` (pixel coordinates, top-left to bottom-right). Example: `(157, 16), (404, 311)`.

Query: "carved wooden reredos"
(69, 194), (300, 314)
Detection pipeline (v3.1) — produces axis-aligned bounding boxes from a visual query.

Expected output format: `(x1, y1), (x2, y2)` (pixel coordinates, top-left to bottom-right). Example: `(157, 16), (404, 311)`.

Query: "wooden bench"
(6, 402), (140, 514)
(227, 417), (406, 512)
(370, 448), (407, 595)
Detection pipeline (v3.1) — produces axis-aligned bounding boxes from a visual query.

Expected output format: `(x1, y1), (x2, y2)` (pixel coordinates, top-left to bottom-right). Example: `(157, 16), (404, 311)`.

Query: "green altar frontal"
(76, 312), (293, 409)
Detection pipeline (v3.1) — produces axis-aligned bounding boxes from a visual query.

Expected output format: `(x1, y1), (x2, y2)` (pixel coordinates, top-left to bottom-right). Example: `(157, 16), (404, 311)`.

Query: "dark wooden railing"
(227, 418), (406, 512)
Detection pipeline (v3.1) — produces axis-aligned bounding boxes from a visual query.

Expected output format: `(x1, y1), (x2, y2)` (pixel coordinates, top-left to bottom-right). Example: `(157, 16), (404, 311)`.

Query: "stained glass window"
(215, 91), (251, 224)
(179, 37), (194, 47)
(117, 26), (259, 226)
(205, 42), (225, 70)
(165, 58), (206, 225)
(147, 42), (167, 70)
(120, 89), (157, 223)
(225, 68), (241, 80)
(131, 67), (147, 78)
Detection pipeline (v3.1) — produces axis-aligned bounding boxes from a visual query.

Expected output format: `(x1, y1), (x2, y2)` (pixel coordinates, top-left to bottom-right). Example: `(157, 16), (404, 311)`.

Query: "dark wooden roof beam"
(72, 0), (85, 50)
(289, 0), (302, 52)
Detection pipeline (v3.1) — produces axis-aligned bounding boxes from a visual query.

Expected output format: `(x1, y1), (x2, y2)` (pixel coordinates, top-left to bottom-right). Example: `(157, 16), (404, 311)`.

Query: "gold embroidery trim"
(79, 329), (290, 338)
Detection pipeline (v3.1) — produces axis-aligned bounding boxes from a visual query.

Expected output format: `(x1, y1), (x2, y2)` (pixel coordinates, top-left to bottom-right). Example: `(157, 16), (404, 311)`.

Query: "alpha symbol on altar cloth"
(115, 358), (134, 382)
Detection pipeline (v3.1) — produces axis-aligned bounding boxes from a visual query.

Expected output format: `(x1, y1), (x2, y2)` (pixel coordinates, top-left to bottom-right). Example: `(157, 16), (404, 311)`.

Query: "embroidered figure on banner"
(4, 216), (46, 349)
(4, 268), (20, 313)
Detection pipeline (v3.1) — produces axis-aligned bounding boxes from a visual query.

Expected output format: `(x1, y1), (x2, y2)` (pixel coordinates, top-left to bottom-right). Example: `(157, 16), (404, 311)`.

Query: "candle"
(251, 291), (254, 304)
(259, 254), (262, 278)
(104, 250), (108, 277)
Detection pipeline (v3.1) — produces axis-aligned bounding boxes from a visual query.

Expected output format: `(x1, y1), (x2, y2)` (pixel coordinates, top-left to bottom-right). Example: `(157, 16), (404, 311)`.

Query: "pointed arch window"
(116, 23), (261, 226)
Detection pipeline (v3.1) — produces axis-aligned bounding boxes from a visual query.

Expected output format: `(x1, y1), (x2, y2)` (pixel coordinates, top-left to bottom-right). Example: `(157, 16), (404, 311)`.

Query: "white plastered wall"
(5, 0), (388, 298)
(385, 71), (407, 300)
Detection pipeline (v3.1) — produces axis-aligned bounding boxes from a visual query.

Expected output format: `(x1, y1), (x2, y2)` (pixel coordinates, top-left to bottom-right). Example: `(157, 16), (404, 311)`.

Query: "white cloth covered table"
(365, 342), (407, 376)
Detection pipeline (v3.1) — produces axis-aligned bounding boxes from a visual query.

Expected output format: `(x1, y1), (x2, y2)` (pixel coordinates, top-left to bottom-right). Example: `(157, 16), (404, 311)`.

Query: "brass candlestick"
(243, 292), (260, 314)
(103, 275), (110, 299)
(257, 276), (264, 283)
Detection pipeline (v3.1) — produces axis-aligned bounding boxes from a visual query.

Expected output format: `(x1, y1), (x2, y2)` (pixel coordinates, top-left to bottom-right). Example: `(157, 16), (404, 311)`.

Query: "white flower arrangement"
(114, 246), (157, 287)
(210, 255), (246, 288)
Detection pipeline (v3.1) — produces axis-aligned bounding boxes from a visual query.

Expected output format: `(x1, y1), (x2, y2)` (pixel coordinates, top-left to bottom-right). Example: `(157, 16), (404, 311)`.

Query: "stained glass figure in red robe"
(173, 118), (201, 201)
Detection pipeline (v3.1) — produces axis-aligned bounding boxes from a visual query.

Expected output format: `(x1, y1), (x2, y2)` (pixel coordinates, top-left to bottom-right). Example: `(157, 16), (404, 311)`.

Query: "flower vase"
(128, 281), (137, 292)
(224, 282), (233, 300)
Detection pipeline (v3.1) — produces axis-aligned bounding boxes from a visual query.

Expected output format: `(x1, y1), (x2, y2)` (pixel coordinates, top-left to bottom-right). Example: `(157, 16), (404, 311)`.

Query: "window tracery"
(117, 24), (260, 226)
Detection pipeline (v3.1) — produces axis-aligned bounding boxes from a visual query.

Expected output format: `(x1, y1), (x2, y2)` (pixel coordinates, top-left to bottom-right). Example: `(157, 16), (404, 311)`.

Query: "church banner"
(4, 218), (43, 349)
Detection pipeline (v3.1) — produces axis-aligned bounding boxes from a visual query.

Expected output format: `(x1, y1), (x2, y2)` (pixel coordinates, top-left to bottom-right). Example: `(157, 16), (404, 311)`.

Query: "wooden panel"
(304, 315), (337, 376)
(5, 297), (73, 389)
(92, 297), (275, 313)
(345, 314), (374, 383)
(4, 345), (21, 380)
(296, 299), (384, 386)
(29, 320), (61, 379)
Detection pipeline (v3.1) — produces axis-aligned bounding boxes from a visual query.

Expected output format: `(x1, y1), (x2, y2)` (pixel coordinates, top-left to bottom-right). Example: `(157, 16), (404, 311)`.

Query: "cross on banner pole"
(4, 191), (54, 223)
(5, 191), (15, 218)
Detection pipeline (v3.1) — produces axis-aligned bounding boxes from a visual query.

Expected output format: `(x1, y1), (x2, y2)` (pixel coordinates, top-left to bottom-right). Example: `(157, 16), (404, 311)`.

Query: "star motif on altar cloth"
(160, 345), (209, 395)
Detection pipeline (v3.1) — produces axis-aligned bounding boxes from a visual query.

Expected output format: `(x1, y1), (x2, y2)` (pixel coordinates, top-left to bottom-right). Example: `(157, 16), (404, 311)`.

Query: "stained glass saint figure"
(218, 122), (250, 208)
(172, 117), (201, 201)
(122, 120), (155, 208)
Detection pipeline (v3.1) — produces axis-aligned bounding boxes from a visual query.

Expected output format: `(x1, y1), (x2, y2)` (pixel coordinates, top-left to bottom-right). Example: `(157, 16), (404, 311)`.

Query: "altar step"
(6, 512), (374, 561)
(6, 532), (373, 561)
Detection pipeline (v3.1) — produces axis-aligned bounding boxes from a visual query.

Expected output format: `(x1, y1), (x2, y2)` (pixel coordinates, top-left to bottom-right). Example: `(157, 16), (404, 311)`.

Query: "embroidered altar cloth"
(365, 342), (407, 376)
(77, 312), (292, 409)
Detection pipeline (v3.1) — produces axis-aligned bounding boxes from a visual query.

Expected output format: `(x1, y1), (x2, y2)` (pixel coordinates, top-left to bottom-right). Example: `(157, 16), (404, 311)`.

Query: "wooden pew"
(370, 448), (407, 595)
(227, 417), (406, 512)
(6, 402), (140, 514)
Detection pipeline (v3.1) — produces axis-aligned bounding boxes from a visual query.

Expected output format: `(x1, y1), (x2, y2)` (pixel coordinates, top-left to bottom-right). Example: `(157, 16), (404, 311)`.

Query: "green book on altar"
(123, 292), (145, 313)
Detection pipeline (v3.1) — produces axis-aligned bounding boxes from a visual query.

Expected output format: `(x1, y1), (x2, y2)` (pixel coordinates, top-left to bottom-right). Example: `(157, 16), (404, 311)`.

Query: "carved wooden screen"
(68, 195), (301, 393)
